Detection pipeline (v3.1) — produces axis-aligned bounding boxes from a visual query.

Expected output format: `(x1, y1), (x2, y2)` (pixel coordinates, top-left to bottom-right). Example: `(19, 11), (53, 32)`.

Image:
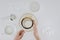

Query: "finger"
(33, 21), (38, 37)
(14, 30), (25, 40)
(15, 30), (24, 38)
(19, 30), (24, 35)
(17, 30), (24, 35)
(19, 30), (25, 39)
(33, 21), (40, 40)
(33, 20), (37, 31)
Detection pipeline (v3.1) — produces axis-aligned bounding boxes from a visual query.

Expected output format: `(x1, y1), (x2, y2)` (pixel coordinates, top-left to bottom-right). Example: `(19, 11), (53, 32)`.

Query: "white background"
(0, 0), (60, 40)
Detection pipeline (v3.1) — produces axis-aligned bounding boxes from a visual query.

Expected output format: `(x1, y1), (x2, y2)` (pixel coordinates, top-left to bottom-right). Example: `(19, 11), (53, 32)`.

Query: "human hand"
(14, 30), (25, 40)
(14, 21), (40, 40)
(33, 21), (40, 40)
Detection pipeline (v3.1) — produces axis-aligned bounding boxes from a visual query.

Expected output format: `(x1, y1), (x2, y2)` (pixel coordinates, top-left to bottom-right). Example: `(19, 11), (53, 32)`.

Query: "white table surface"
(0, 0), (60, 40)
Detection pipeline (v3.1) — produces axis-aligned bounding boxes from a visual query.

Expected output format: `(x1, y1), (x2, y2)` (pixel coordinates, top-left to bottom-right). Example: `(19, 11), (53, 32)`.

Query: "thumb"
(19, 30), (25, 39)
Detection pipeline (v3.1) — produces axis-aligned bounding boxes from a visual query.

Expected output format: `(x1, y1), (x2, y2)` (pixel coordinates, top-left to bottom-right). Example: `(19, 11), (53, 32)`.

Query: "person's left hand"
(14, 30), (25, 40)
